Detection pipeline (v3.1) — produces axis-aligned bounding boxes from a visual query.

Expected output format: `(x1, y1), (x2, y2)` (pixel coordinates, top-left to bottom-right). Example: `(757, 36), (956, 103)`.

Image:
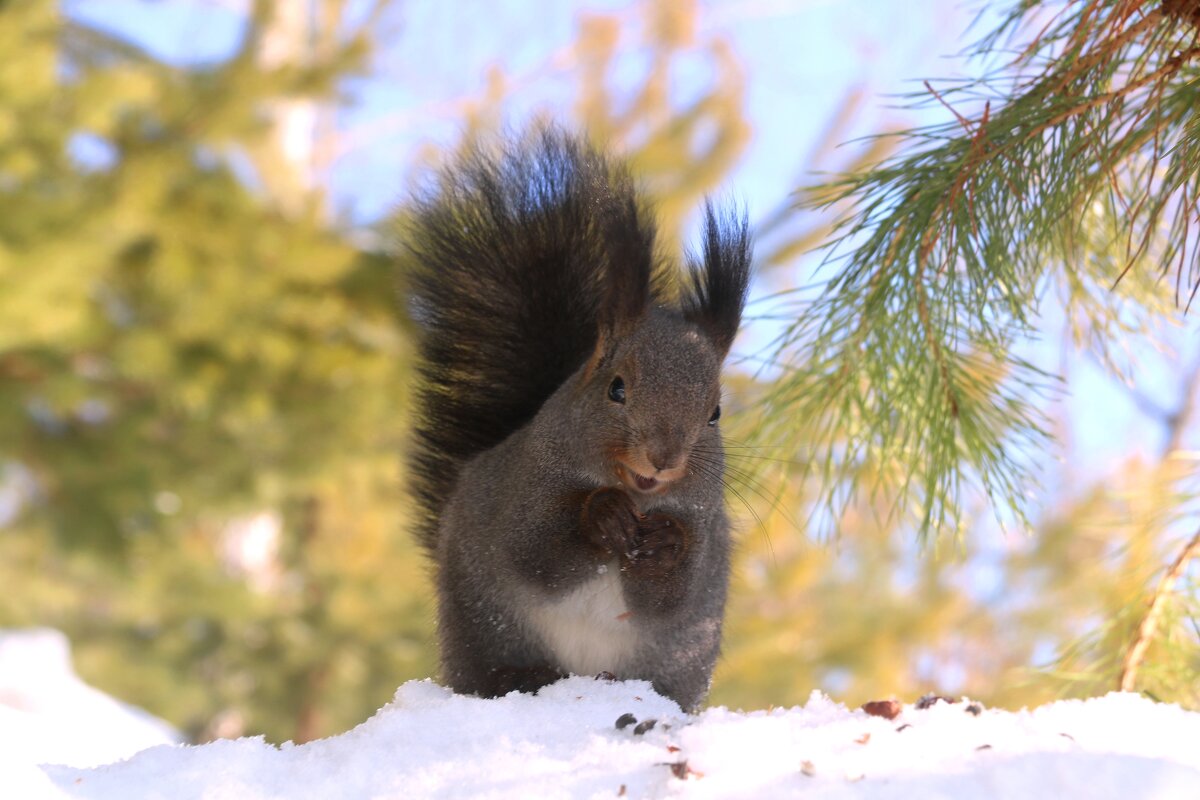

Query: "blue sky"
(66, 0), (979, 223)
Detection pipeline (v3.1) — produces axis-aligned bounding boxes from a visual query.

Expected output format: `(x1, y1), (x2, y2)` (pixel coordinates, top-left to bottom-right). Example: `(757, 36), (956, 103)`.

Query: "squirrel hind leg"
(459, 663), (565, 699)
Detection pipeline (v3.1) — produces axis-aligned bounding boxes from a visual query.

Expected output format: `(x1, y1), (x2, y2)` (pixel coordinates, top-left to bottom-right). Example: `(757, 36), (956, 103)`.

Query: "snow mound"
(0, 628), (179, 771)
(20, 677), (1200, 799)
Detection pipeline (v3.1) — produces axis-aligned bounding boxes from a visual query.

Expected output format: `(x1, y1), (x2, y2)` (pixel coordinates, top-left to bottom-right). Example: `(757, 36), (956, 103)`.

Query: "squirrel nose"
(648, 446), (685, 474)
(645, 425), (688, 474)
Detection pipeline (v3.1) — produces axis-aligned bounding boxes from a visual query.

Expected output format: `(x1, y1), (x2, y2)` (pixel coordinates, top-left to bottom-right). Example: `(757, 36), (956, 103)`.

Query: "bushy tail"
(402, 128), (658, 551)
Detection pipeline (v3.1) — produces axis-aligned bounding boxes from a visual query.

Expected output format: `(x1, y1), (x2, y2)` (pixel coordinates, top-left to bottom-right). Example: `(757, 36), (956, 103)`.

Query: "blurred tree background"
(1, 0), (1197, 744)
(0, 0), (427, 742)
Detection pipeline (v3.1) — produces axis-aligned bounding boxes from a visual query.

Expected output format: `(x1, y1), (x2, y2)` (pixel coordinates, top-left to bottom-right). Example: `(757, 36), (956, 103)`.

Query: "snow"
(0, 629), (179, 799)
(0, 629), (179, 769)
(2, 631), (1200, 799)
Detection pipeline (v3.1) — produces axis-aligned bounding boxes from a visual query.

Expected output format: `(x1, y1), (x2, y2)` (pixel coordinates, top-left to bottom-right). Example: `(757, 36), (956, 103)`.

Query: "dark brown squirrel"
(402, 127), (751, 712)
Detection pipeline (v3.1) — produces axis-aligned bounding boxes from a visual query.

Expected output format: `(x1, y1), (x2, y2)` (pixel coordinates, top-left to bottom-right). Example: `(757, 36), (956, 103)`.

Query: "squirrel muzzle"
(614, 449), (689, 495)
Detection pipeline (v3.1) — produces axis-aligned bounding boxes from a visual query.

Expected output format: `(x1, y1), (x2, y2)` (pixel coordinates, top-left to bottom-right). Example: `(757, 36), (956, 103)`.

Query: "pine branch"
(768, 0), (1200, 539)
(1118, 525), (1200, 691)
(1116, 354), (1200, 692)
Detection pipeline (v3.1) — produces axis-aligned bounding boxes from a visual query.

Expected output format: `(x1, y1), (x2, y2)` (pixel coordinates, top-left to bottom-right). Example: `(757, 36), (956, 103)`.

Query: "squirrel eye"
(608, 376), (626, 404)
(708, 405), (721, 426)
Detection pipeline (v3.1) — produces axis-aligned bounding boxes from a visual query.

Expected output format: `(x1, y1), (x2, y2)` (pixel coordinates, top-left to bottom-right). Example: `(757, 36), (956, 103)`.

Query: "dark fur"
(403, 127), (751, 711)
(406, 130), (662, 551)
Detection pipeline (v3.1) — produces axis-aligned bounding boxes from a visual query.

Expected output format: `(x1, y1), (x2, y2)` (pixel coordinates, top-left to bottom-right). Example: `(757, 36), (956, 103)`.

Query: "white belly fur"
(527, 564), (638, 676)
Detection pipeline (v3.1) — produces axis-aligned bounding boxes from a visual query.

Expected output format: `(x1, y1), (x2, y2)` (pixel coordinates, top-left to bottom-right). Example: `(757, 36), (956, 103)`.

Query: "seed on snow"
(633, 719), (657, 735)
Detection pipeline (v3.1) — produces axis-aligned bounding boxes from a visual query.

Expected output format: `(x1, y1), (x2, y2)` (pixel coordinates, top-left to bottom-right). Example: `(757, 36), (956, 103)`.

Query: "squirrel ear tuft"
(683, 200), (752, 357)
(594, 189), (655, 352)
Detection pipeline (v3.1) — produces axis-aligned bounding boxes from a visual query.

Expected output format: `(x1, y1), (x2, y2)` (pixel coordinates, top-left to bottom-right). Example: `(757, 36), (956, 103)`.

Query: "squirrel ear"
(683, 200), (752, 357)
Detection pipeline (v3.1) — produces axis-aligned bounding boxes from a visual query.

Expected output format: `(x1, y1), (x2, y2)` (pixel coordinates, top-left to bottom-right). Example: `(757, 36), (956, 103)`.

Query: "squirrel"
(402, 127), (751, 712)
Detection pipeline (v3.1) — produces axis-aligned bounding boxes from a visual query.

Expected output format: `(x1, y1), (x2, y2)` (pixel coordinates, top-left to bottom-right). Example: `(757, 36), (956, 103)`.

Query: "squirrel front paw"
(625, 513), (687, 577)
(580, 488), (687, 575)
(580, 486), (641, 557)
